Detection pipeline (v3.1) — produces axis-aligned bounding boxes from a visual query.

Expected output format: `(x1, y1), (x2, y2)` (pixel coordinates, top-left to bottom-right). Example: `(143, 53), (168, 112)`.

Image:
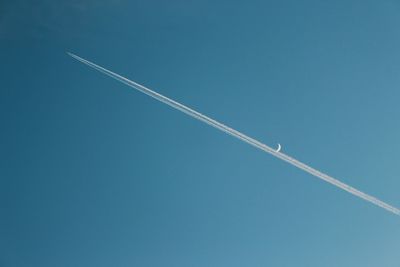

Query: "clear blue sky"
(1, 0), (400, 266)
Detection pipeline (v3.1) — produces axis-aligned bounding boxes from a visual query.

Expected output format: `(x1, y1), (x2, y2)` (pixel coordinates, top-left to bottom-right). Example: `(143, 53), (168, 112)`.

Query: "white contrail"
(67, 52), (400, 216)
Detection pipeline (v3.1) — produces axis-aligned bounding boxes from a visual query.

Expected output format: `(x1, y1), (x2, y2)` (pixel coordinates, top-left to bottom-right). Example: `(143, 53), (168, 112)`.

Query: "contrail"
(67, 52), (400, 216)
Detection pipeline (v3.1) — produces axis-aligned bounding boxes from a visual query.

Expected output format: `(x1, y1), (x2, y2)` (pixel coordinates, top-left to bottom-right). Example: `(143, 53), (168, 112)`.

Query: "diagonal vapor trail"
(67, 52), (400, 216)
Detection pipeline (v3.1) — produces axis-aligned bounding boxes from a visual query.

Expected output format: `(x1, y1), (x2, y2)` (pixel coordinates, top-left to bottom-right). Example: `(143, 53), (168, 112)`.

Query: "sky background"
(1, 0), (400, 266)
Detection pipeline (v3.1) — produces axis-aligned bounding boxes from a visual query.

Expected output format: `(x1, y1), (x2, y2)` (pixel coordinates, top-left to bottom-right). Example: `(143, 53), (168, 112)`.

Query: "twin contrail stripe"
(68, 52), (400, 216)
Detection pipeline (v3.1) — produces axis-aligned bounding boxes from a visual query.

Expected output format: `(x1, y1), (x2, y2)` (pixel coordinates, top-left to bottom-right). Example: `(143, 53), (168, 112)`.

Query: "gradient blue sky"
(1, 1), (400, 266)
